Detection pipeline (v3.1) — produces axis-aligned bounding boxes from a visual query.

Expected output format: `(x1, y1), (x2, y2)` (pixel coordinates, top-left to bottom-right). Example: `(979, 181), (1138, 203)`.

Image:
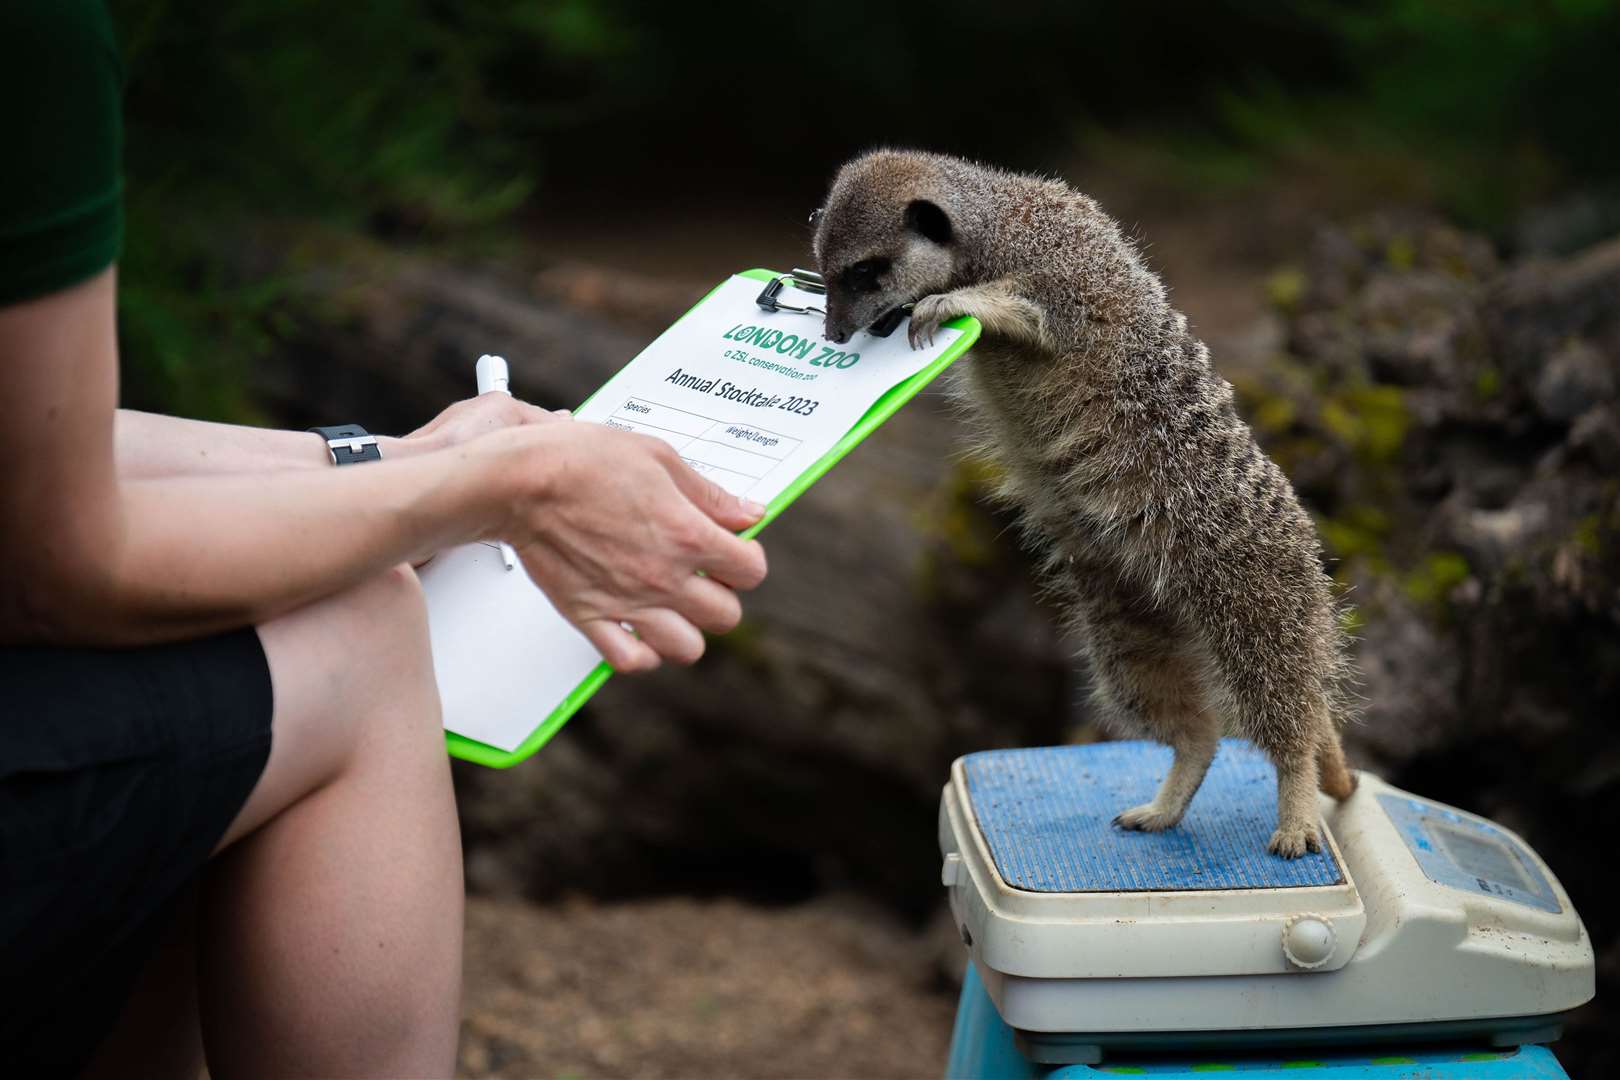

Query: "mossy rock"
(1265, 267), (1307, 314)
(1402, 551), (1471, 607)
(1320, 384), (1410, 463)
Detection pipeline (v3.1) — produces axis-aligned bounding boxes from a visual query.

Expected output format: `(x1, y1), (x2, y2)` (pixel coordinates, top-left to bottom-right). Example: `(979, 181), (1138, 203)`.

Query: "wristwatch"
(309, 424), (381, 466)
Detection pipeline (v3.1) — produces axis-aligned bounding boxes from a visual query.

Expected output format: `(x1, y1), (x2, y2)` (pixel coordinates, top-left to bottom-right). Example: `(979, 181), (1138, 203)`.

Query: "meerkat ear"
(904, 200), (953, 245)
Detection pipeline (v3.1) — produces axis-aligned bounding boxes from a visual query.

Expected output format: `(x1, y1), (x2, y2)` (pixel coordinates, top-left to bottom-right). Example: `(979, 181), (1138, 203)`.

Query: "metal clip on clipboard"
(754, 267), (912, 338)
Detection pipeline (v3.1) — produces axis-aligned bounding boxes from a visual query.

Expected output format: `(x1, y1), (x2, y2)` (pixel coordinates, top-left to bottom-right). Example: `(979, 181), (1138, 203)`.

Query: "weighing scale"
(939, 741), (1594, 1077)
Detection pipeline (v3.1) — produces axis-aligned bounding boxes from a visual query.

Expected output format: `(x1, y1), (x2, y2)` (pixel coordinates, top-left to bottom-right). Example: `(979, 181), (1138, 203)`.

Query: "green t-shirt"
(0, 0), (123, 306)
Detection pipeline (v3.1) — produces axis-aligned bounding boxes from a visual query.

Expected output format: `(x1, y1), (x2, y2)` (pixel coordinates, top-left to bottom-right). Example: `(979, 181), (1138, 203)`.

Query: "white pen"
(475, 354), (521, 572)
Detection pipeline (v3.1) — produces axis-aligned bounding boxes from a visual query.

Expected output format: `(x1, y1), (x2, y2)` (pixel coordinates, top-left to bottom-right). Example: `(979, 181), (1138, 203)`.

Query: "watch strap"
(309, 424), (382, 465)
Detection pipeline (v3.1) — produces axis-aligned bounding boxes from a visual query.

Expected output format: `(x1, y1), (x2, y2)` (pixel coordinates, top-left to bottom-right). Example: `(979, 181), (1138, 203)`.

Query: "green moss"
(1319, 398), (1358, 443)
(1320, 384), (1410, 463)
(915, 457), (1003, 569)
(957, 454), (1006, 495)
(1265, 267), (1308, 314)
(1441, 252), (1476, 280)
(911, 457), (1008, 600)
(1385, 234), (1417, 271)
(1474, 365), (1501, 399)
(1403, 551), (1471, 605)
(1352, 386), (1410, 460)
(934, 506), (996, 567)
(1230, 371), (1273, 417)
(1572, 513), (1603, 555)
(714, 617), (770, 670)
(1347, 504), (1391, 535)
(1254, 395), (1299, 434)
(1267, 435), (1326, 475)
(1317, 506), (1394, 578)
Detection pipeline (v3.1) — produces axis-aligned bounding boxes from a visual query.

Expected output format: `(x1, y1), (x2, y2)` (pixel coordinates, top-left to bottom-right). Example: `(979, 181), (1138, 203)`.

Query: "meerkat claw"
(907, 294), (948, 349)
(1113, 803), (1181, 832)
(1266, 824), (1322, 859)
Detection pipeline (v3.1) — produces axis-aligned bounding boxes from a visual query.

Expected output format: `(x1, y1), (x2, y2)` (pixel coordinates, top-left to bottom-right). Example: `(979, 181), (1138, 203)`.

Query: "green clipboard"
(444, 267), (982, 768)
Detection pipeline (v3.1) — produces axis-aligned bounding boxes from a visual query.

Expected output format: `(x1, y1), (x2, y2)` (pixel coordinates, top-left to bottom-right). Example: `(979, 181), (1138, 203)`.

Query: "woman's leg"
(201, 564), (464, 1077)
(80, 565), (463, 1079)
(80, 885), (205, 1080)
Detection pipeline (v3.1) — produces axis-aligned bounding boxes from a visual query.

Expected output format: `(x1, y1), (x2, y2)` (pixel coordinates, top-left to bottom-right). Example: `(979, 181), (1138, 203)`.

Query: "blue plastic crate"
(946, 963), (1571, 1079)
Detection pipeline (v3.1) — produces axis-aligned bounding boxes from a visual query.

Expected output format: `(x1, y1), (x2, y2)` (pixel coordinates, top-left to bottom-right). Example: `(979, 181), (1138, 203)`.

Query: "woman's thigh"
(217, 563), (442, 851)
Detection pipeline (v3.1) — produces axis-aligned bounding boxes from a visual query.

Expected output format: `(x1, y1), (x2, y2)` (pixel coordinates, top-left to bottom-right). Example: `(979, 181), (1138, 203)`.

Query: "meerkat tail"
(1316, 735), (1357, 800)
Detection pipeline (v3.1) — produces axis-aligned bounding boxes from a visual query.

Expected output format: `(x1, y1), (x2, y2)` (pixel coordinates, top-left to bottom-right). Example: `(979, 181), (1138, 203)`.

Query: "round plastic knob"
(1282, 914), (1337, 970)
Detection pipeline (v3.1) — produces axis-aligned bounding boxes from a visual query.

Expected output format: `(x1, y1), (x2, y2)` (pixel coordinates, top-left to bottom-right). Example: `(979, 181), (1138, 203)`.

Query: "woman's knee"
(337, 564), (445, 747)
(223, 566), (442, 847)
(293, 563), (440, 745)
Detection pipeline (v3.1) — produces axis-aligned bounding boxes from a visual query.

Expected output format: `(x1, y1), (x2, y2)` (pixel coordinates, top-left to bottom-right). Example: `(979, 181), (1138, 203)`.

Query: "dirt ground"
(458, 895), (961, 1080)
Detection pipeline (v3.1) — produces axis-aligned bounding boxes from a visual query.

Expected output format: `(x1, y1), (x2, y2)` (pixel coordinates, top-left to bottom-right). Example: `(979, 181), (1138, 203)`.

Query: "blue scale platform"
(961, 740), (1343, 892)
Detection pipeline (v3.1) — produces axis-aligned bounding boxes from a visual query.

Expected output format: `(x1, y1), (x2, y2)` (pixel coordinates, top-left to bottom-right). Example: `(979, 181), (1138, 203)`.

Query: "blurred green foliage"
(1309, 0), (1620, 223)
(112, 0), (594, 417)
(109, 0), (1619, 419)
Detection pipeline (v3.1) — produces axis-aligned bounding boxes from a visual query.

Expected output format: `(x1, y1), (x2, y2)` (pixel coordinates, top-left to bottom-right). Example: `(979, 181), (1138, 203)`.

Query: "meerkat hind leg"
(1113, 718), (1221, 832)
(1074, 585), (1219, 833)
(1267, 750), (1324, 858)
(1316, 731), (1357, 801)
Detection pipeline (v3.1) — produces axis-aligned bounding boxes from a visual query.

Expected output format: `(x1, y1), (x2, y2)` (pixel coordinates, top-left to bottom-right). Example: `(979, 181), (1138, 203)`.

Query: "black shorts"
(0, 627), (273, 1074)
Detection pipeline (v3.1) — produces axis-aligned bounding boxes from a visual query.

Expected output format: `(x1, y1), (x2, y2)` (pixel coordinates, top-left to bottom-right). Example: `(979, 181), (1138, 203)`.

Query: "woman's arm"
(1, 269), (765, 670)
(115, 410), (339, 476)
(115, 411), (346, 476)
(115, 394), (566, 479)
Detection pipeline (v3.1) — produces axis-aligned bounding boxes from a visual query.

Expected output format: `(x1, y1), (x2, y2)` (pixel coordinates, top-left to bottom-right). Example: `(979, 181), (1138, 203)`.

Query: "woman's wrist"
(443, 424), (560, 545)
(374, 432), (434, 462)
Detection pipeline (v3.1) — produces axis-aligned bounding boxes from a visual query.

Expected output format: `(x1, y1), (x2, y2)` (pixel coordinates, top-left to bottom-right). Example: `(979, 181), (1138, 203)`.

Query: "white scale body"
(938, 742), (1594, 1062)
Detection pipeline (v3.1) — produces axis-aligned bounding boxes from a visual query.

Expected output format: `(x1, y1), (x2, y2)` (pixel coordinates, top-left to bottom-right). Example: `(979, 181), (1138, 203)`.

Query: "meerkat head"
(811, 151), (960, 345)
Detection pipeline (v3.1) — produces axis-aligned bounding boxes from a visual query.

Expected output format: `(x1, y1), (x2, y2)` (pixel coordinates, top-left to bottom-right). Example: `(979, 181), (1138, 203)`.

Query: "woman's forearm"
(115, 409), (421, 479)
(56, 439), (512, 645)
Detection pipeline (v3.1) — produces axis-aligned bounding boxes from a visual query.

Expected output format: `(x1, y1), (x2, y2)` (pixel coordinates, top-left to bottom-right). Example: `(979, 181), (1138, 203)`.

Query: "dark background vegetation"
(113, 0), (1620, 419)
(106, 1), (1618, 1076)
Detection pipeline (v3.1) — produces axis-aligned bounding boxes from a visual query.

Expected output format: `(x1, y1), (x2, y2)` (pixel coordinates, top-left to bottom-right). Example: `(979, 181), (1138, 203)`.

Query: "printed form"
(422, 274), (965, 752)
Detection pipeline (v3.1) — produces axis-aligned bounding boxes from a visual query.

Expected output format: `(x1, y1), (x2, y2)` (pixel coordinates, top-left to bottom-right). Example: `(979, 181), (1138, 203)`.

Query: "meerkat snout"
(813, 176), (958, 343)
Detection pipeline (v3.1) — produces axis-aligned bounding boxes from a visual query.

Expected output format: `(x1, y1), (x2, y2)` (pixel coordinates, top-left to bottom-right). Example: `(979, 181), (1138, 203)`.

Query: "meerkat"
(811, 150), (1358, 857)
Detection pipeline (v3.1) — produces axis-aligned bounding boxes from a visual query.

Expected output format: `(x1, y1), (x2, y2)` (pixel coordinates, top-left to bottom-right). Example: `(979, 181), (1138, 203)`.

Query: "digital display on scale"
(1426, 819), (1536, 893)
(1376, 794), (1562, 914)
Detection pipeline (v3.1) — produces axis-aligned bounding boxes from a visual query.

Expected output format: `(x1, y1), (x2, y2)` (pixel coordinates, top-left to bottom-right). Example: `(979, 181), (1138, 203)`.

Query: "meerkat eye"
(843, 258), (890, 294)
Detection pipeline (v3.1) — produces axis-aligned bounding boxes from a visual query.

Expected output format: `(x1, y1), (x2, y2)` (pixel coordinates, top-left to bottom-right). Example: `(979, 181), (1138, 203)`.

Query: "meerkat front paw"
(907, 293), (953, 349)
(1266, 822), (1323, 859)
(1112, 803), (1183, 832)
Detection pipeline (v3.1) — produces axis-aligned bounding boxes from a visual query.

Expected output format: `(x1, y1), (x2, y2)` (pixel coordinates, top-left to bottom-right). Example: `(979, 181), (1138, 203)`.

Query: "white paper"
(423, 275), (962, 751)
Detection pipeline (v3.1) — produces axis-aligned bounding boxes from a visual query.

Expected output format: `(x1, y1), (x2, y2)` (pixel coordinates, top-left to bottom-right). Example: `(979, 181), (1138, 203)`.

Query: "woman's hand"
(491, 423), (768, 673)
(403, 394), (567, 455)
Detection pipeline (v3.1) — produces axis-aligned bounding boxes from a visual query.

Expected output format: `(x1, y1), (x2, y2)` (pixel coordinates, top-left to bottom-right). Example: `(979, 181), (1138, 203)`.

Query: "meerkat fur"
(812, 150), (1358, 857)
